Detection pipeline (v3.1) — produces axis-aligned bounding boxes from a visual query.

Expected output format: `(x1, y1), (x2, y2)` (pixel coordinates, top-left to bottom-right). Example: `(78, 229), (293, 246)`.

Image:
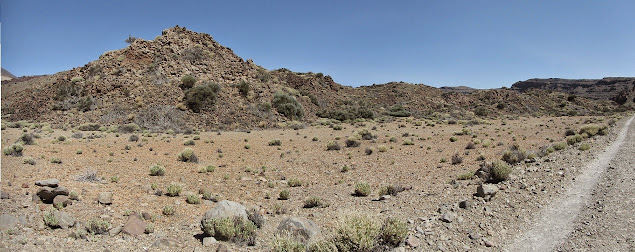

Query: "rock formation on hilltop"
(512, 77), (635, 107)
(1, 68), (17, 81)
(0, 26), (628, 131)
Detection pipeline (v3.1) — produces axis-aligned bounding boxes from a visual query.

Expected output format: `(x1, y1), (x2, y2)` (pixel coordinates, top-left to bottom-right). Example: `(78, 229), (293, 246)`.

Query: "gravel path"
(506, 115), (634, 251)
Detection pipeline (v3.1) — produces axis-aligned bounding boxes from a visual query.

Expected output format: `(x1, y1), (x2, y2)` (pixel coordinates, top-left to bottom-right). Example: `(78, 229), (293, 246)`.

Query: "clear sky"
(1, 0), (634, 88)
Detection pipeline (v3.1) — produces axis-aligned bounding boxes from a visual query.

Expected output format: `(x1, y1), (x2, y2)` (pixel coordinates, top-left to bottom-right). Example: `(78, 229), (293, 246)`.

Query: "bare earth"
(506, 115), (634, 251)
(0, 115), (632, 251)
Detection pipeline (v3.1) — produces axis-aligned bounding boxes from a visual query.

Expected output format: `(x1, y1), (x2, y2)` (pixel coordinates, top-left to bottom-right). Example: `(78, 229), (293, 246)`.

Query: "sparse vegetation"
(184, 83), (220, 112)
(354, 182), (371, 197)
(43, 211), (60, 228)
(149, 164), (165, 176)
(287, 178), (302, 187)
(268, 139), (282, 146)
(451, 154), (463, 165)
(272, 93), (304, 120)
(279, 190), (290, 200)
(162, 205), (175, 216)
(501, 144), (527, 164)
(186, 194), (201, 204)
(201, 216), (257, 245)
(491, 161), (512, 182)
(3, 143), (23, 156)
(553, 142), (568, 151)
(178, 148), (198, 163)
(457, 171), (474, 180)
(579, 143), (591, 151)
(303, 197), (328, 208)
(165, 183), (182, 197)
(86, 219), (111, 235)
(326, 141), (341, 151)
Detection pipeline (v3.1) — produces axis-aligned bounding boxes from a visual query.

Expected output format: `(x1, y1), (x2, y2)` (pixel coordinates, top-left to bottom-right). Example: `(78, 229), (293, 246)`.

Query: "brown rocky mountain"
(511, 77), (635, 107)
(0, 26), (627, 131)
(1, 68), (17, 81)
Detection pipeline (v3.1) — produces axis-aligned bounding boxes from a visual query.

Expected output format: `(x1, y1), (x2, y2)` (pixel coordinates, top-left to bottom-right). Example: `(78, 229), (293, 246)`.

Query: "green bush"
(268, 139), (282, 146)
(238, 80), (250, 97)
(326, 141), (341, 151)
(354, 182), (371, 197)
(553, 142), (567, 151)
(86, 219), (111, 234)
(201, 216), (257, 245)
(567, 134), (583, 145)
(272, 93), (304, 120)
(378, 218), (408, 247)
(345, 137), (360, 147)
(18, 133), (35, 145)
(334, 215), (380, 251)
(77, 96), (94, 112)
(272, 234), (306, 252)
(186, 194), (201, 204)
(180, 75), (196, 90)
(457, 171), (474, 180)
(387, 105), (411, 117)
(78, 123), (101, 131)
(166, 183), (182, 197)
(316, 107), (375, 121)
(163, 205), (175, 215)
(287, 178), (302, 187)
(183, 139), (195, 146)
(43, 211), (60, 228)
(279, 190), (290, 200)
(579, 143), (591, 151)
(149, 164), (165, 176)
(579, 124), (608, 137)
(178, 148), (198, 163)
(491, 161), (512, 182)
(449, 136), (458, 142)
(501, 145), (527, 164)
(303, 197), (328, 208)
(3, 143), (23, 156)
(184, 83), (220, 113)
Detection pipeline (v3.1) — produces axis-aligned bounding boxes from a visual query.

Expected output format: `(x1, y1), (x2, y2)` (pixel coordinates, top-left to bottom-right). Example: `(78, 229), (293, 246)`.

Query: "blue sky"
(1, 1), (634, 88)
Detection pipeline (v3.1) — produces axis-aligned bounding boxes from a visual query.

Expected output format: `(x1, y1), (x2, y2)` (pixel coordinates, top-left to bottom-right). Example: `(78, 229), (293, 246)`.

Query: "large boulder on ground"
(201, 200), (247, 223)
(35, 179), (59, 187)
(277, 217), (320, 241)
(122, 213), (146, 236)
(0, 214), (19, 231)
(53, 210), (76, 229)
(53, 195), (72, 208)
(37, 186), (69, 204)
(476, 184), (499, 198)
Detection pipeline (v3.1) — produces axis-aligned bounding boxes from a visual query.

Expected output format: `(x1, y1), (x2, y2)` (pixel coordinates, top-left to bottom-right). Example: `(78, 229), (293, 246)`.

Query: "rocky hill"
(0, 26), (627, 131)
(511, 77), (635, 107)
(1, 68), (16, 81)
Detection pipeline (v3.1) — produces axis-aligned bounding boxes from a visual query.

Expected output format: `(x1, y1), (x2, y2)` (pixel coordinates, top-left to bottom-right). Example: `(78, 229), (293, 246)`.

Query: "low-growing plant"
(457, 171), (474, 180)
(402, 139), (414, 145)
(186, 194), (201, 204)
(567, 134), (583, 145)
(201, 216), (257, 245)
(110, 176), (119, 183)
(86, 219), (111, 234)
(247, 208), (265, 228)
(178, 148), (198, 163)
(354, 182), (371, 197)
(268, 139), (282, 146)
(23, 157), (36, 165)
(449, 136), (458, 142)
(165, 183), (182, 197)
(149, 164), (165, 176)
(326, 141), (341, 151)
(145, 223), (155, 234)
(334, 214), (380, 251)
(76, 169), (101, 183)
(377, 145), (388, 152)
(501, 144), (527, 164)
(553, 142), (567, 151)
(163, 205), (175, 215)
(272, 233), (306, 252)
(206, 165), (216, 172)
(345, 137), (360, 147)
(43, 211), (60, 228)
(50, 157), (62, 164)
(578, 143), (591, 151)
(279, 190), (290, 200)
(3, 143), (24, 156)
(579, 124), (608, 137)
(287, 178), (302, 187)
(183, 139), (195, 146)
(378, 218), (408, 247)
(244, 144), (251, 149)
(378, 185), (405, 196)
(491, 161), (512, 182)
(303, 197), (328, 208)
(129, 134), (139, 142)
(451, 154), (463, 165)
(312, 137), (319, 141)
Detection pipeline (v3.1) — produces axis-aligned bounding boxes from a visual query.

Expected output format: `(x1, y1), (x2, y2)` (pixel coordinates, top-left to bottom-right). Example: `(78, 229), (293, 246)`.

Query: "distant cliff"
(511, 77), (635, 106)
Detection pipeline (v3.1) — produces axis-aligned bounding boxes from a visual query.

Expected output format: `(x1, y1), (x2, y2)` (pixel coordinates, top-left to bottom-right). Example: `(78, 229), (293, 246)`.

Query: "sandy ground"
(0, 115), (627, 251)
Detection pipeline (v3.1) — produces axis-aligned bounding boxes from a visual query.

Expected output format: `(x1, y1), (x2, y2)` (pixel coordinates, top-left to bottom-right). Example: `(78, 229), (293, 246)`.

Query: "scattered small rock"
(98, 192), (113, 205)
(440, 212), (456, 223)
(1, 191), (9, 199)
(202, 236), (218, 247)
(53, 210), (75, 229)
(53, 195), (72, 208)
(476, 184), (498, 198)
(459, 200), (472, 209)
(406, 234), (420, 247)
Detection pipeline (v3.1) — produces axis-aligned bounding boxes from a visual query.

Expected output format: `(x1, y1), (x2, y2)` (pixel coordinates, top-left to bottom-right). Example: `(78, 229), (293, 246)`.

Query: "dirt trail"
(505, 115), (634, 251)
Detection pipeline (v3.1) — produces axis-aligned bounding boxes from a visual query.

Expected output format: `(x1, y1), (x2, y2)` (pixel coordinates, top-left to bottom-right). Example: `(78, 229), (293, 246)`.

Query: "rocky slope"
(511, 77), (635, 107)
(0, 26), (627, 131)
(1, 68), (17, 81)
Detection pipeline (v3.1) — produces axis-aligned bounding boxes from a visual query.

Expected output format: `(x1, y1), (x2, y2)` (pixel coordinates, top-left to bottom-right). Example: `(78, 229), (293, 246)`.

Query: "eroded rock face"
(277, 217), (321, 241)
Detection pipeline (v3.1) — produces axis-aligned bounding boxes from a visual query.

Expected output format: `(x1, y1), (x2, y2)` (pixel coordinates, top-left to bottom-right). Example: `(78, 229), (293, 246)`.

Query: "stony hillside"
(1, 68), (16, 81)
(0, 26), (627, 131)
(512, 77), (635, 107)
